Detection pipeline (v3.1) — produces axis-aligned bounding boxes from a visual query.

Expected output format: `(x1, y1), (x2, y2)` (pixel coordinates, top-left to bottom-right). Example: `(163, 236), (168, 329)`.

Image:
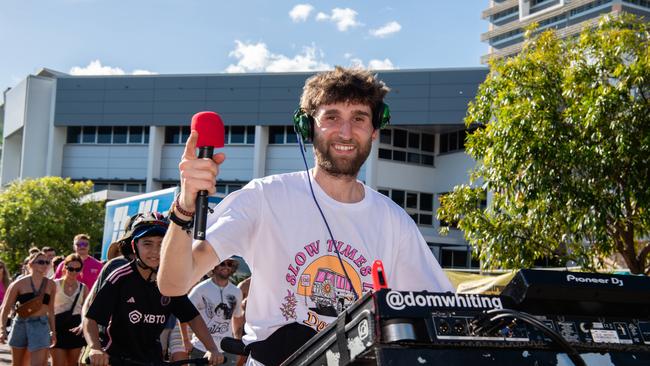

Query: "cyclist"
(84, 212), (223, 366)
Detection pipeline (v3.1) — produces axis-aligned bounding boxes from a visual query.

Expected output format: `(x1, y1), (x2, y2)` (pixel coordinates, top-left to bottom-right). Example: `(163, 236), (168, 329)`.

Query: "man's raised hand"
(178, 130), (226, 214)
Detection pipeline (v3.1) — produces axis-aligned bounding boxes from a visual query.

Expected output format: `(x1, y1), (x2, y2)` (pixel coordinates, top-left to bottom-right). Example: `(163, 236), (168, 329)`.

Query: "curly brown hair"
(299, 66), (390, 119)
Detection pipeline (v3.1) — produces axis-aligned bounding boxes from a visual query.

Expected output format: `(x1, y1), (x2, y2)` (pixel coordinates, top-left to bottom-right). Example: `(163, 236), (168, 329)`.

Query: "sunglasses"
(33, 260), (50, 265)
(66, 266), (82, 272)
(76, 241), (89, 248)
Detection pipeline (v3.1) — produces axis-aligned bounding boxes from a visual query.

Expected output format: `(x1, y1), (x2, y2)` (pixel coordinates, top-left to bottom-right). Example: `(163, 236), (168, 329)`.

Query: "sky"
(0, 0), (488, 99)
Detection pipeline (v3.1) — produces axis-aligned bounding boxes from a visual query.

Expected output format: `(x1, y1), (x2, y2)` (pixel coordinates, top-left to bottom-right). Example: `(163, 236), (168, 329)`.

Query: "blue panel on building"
(53, 69), (488, 126)
(105, 77), (155, 90)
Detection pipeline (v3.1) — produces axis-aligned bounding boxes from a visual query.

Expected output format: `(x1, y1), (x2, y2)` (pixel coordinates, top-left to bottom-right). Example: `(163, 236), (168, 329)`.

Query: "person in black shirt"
(84, 212), (223, 366)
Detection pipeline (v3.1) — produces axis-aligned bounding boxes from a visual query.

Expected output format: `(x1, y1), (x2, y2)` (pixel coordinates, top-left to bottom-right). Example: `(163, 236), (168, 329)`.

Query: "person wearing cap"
(84, 212), (139, 312)
(79, 212), (140, 364)
(54, 234), (103, 290)
(188, 258), (243, 366)
(83, 212), (224, 366)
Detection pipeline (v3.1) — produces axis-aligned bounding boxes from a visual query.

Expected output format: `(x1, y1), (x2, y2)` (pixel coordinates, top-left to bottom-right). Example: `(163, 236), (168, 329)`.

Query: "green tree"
(0, 177), (105, 274)
(437, 15), (650, 274)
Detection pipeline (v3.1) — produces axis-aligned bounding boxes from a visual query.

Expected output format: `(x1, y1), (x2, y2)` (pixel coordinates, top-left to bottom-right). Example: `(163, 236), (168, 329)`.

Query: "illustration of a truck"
(310, 268), (355, 314)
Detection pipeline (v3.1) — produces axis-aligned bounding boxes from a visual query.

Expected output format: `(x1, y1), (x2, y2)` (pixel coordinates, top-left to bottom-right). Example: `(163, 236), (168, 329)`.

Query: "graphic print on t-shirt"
(283, 239), (374, 331)
(201, 293), (237, 334)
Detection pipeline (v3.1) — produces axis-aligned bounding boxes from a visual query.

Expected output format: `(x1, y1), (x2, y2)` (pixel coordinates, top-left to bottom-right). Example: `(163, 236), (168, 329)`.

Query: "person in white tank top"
(51, 254), (88, 366)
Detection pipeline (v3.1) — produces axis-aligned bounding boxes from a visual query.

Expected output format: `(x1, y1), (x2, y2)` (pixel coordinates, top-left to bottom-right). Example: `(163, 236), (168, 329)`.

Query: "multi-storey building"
(482, 0), (650, 63)
(0, 67), (487, 268)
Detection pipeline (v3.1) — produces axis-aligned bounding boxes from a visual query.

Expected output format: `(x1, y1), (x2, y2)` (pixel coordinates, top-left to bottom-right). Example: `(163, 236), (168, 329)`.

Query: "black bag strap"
(69, 283), (83, 312)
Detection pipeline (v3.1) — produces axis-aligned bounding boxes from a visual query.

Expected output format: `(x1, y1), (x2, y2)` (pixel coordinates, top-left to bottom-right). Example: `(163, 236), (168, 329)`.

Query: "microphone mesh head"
(191, 111), (225, 148)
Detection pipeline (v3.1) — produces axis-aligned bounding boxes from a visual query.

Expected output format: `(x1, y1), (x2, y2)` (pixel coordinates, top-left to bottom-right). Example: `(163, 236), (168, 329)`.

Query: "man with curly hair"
(160, 66), (453, 365)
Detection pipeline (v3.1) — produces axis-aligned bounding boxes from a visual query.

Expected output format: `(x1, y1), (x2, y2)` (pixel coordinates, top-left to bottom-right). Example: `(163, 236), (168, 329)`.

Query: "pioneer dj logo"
(385, 291), (503, 311)
(566, 274), (624, 287)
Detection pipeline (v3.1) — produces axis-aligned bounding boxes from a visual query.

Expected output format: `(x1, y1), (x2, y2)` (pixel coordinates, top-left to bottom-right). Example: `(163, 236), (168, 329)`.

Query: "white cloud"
(132, 69), (157, 75)
(315, 12), (329, 21)
(368, 58), (395, 70)
(346, 57), (396, 70)
(225, 40), (330, 73)
(316, 8), (361, 31)
(69, 60), (156, 76)
(289, 4), (314, 22)
(69, 60), (125, 75)
(370, 21), (401, 38)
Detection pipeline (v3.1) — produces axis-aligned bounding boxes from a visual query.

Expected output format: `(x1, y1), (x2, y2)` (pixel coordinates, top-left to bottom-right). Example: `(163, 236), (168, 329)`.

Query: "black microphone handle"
(194, 146), (215, 240)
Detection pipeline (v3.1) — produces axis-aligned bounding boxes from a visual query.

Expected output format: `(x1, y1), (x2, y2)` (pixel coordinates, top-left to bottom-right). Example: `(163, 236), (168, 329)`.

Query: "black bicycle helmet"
(129, 212), (169, 279)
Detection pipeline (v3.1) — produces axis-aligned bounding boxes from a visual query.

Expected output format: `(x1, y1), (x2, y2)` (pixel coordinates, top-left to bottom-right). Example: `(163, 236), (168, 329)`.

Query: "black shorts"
(53, 314), (86, 349)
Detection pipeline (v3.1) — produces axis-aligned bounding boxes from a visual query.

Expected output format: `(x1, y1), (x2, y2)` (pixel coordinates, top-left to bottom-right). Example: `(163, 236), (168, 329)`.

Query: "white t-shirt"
(204, 170), (454, 344)
(188, 279), (243, 352)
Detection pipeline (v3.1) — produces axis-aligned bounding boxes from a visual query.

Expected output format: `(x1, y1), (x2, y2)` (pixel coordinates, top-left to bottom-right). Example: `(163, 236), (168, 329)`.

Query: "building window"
(216, 182), (244, 194)
(161, 182), (178, 189)
(379, 188), (435, 227)
(164, 126), (192, 144)
(246, 126), (256, 144)
(441, 248), (469, 268)
(90, 180), (146, 193)
(167, 125), (260, 145)
(82, 127), (96, 143)
(269, 126), (301, 144)
(67, 126), (150, 145)
(378, 128), (435, 167)
(230, 126), (245, 143)
(67, 127), (81, 143)
(97, 126), (112, 143)
(439, 129), (468, 154)
(128, 126), (143, 144)
(622, 0), (650, 10)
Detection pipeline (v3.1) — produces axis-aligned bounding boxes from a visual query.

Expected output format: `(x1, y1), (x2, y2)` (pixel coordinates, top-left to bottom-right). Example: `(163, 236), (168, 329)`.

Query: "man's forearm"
(159, 223), (195, 296)
(232, 316), (245, 339)
(83, 318), (103, 350)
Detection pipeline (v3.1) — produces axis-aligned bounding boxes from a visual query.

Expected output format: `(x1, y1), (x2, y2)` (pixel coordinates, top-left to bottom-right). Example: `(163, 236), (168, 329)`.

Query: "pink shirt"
(54, 256), (103, 289)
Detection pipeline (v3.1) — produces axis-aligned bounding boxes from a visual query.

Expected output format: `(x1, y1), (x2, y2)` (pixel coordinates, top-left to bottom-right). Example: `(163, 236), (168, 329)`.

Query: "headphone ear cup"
(374, 103), (391, 130)
(292, 108), (314, 143)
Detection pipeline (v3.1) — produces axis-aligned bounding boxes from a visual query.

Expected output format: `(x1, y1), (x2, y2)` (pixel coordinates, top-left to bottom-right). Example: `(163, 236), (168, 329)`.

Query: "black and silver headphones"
(292, 102), (391, 143)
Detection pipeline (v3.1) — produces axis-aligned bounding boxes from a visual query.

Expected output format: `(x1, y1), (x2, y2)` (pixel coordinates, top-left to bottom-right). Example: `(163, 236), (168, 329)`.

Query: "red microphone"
(190, 111), (225, 240)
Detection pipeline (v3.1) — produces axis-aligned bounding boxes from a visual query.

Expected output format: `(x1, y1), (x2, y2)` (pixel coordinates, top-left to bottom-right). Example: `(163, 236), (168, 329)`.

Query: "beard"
(313, 132), (372, 178)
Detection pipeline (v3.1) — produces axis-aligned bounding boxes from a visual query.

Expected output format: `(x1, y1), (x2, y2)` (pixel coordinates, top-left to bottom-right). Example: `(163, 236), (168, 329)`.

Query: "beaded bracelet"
(174, 193), (195, 217)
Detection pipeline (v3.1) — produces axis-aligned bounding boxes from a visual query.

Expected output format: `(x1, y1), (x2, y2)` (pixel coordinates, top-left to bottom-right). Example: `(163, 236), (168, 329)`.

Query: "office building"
(0, 67), (487, 268)
(482, 0), (650, 63)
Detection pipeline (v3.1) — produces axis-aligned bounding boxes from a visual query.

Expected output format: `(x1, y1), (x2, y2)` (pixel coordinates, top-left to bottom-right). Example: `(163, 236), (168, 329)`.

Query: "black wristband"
(169, 206), (194, 234)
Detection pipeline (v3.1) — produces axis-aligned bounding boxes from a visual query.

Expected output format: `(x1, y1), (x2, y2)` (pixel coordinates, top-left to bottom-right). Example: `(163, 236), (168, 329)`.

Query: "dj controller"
(281, 269), (650, 366)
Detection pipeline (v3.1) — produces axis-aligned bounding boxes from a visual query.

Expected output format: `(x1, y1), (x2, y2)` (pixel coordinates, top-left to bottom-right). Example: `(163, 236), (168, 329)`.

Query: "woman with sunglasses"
(51, 254), (88, 366)
(0, 251), (57, 366)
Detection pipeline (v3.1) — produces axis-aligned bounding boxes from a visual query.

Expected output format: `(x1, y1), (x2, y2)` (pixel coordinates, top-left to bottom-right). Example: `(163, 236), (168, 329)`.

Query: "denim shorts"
(8, 315), (51, 351)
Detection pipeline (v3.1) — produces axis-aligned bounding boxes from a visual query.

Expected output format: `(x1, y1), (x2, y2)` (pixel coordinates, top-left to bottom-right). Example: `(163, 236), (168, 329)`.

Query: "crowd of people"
(0, 220), (247, 366)
(0, 67), (453, 366)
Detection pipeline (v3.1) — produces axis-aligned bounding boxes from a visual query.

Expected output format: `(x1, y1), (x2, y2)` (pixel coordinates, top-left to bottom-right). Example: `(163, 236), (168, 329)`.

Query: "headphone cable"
(296, 135), (360, 302)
